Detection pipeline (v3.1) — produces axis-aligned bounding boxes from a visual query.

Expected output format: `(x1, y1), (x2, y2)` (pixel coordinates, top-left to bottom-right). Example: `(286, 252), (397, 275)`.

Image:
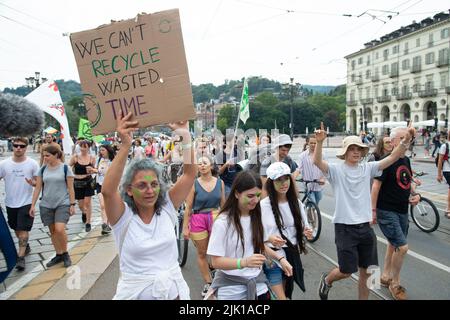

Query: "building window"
(392, 45), (399, 54)
(416, 38), (420, 47)
(428, 33), (434, 47)
(413, 56), (421, 68)
(404, 42), (409, 55)
(366, 70), (371, 79)
(382, 64), (389, 75)
(440, 72), (448, 88)
(375, 52), (379, 60)
(425, 52), (435, 65)
(383, 49), (389, 61)
(358, 57), (363, 65)
(438, 48), (449, 65)
(351, 60), (355, 70)
(351, 74), (355, 82)
(441, 28), (449, 39)
(402, 59), (410, 70)
(367, 56), (370, 66)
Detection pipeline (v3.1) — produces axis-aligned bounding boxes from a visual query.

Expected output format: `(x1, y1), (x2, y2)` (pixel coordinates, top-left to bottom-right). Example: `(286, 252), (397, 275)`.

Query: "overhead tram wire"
(234, 0), (348, 16)
(202, 0), (224, 40)
(0, 2), (63, 31)
(0, 14), (62, 40)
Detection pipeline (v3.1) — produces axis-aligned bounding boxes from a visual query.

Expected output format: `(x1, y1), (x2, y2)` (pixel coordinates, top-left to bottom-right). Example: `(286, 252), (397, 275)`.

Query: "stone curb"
(7, 229), (117, 300)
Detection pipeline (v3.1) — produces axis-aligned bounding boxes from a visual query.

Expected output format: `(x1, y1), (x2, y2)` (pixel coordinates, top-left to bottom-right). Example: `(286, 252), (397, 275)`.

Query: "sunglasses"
(13, 144), (27, 149)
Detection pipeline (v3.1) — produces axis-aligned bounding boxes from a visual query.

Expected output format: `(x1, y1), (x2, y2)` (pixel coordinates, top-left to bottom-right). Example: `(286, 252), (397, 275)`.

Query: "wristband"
(237, 258), (242, 269)
(277, 256), (285, 262)
(70, 203), (76, 206)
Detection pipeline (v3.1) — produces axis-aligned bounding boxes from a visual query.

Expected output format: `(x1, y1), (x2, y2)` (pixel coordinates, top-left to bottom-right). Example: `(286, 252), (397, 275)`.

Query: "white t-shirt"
(439, 143), (450, 172)
(112, 195), (180, 300)
(207, 214), (268, 300)
(326, 161), (381, 224)
(260, 197), (310, 251)
(133, 146), (145, 160)
(96, 158), (111, 185)
(0, 158), (39, 208)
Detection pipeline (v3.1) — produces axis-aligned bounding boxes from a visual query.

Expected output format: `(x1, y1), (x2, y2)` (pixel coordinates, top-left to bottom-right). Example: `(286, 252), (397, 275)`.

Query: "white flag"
(239, 78), (250, 124)
(25, 80), (74, 154)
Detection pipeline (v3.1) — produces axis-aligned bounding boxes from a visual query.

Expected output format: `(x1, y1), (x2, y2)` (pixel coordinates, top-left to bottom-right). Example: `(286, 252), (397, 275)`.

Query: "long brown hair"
(373, 135), (388, 160)
(266, 175), (306, 253)
(219, 170), (264, 256)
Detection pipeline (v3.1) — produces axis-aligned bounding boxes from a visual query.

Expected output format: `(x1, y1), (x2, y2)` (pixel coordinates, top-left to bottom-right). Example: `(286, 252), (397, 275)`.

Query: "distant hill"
(1, 79), (82, 102)
(302, 85), (336, 94)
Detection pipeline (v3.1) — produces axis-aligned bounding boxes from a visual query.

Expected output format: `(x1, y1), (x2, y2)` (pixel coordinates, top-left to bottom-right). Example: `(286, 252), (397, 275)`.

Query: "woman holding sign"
(102, 112), (197, 300)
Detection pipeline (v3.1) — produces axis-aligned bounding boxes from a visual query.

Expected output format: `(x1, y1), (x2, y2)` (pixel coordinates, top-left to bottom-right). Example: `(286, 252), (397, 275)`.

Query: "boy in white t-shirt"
(0, 137), (39, 271)
(313, 122), (415, 300)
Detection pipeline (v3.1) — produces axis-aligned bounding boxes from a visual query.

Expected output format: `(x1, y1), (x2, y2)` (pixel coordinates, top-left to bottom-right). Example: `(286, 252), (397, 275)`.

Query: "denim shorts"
(376, 209), (409, 249)
(308, 190), (323, 205)
(263, 259), (283, 286)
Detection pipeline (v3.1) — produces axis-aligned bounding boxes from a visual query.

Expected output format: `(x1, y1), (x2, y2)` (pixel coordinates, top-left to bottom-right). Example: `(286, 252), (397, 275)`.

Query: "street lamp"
(282, 78), (302, 140)
(25, 71), (47, 89)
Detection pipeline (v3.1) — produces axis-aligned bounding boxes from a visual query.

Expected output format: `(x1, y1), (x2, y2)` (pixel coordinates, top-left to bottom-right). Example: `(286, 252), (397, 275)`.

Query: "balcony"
(371, 75), (380, 82)
(360, 98), (373, 104)
(418, 89), (438, 98)
(377, 95), (391, 103)
(347, 100), (358, 106)
(390, 70), (399, 78)
(436, 58), (449, 67)
(411, 64), (421, 73)
(396, 92), (412, 100)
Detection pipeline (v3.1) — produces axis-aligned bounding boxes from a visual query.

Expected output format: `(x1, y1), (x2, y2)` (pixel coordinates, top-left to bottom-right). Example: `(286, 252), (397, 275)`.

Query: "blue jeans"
(308, 190), (323, 205)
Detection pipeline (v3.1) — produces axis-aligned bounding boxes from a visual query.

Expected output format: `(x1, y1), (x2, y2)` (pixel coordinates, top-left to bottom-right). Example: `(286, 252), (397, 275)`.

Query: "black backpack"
(435, 142), (449, 167)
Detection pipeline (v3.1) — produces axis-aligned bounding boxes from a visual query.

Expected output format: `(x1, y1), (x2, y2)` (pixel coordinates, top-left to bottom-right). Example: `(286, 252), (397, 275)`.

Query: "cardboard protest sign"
(70, 9), (196, 135)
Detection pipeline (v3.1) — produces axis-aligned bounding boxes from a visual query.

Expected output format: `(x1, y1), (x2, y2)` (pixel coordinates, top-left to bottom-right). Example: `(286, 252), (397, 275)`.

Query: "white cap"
(266, 162), (291, 180)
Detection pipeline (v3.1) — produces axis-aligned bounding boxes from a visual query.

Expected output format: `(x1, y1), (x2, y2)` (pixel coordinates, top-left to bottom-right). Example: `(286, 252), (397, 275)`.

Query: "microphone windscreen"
(0, 93), (45, 137)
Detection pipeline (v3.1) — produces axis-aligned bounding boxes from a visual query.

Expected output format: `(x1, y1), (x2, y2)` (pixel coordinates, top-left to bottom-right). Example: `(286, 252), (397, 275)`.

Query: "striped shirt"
(297, 149), (324, 192)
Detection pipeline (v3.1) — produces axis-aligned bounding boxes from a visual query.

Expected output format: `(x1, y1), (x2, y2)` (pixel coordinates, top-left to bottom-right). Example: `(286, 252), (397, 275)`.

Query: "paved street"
(1, 139), (449, 300)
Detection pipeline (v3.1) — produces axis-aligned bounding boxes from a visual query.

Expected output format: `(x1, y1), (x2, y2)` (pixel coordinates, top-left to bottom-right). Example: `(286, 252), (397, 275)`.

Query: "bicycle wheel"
(305, 201), (322, 243)
(175, 205), (189, 267)
(410, 197), (440, 233)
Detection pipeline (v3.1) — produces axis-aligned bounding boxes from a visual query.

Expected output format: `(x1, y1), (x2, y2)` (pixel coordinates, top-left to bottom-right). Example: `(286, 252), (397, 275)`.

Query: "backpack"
(435, 142), (449, 167)
(40, 164), (68, 198)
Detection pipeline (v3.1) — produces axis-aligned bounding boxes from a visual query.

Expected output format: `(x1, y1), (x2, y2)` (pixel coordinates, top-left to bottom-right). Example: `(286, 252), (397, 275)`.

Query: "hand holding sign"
(116, 112), (139, 147)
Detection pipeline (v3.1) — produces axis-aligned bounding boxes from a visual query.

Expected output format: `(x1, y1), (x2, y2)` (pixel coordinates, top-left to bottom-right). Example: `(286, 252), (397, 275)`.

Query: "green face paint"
(144, 175), (154, 182)
(132, 188), (142, 198)
(255, 192), (262, 198)
(154, 186), (161, 194)
(243, 196), (250, 205)
(274, 178), (290, 193)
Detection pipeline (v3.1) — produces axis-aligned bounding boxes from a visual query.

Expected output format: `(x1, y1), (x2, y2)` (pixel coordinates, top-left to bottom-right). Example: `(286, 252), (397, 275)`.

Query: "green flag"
(239, 78), (249, 124)
(78, 118), (93, 140)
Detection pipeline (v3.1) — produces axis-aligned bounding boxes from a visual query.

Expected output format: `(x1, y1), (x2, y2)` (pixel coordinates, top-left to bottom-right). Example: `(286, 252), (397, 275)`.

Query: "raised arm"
(101, 112), (139, 226)
(313, 122), (329, 174)
(168, 121), (198, 209)
(379, 124), (415, 171)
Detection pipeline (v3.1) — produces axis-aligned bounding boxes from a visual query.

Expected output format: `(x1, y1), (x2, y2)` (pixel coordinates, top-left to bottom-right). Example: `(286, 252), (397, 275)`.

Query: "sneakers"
(16, 256), (25, 271)
(62, 252), (72, 268)
(318, 272), (332, 300)
(389, 284), (408, 300)
(85, 223), (91, 232)
(82, 212), (87, 224)
(25, 243), (31, 256)
(46, 254), (63, 268)
(201, 283), (211, 297)
(101, 223), (112, 235)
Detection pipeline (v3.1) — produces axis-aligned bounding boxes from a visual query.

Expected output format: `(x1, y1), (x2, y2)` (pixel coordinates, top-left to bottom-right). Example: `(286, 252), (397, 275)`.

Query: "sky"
(0, 0), (448, 90)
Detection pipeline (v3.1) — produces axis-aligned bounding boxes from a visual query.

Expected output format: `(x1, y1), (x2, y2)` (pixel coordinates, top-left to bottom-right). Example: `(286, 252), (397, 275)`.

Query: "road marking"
(320, 211), (450, 274)
(0, 218), (103, 300)
(306, 244), (390, 300)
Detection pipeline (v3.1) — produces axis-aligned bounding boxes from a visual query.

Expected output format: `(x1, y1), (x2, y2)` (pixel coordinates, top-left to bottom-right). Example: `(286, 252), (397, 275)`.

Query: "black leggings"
(257, 291), (271, 300)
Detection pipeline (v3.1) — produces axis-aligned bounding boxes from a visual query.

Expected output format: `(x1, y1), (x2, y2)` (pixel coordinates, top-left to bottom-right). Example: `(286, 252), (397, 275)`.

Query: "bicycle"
(409, 171), (440, 233)
(161, 162), (189, 267)
(297, 179), (322, 243)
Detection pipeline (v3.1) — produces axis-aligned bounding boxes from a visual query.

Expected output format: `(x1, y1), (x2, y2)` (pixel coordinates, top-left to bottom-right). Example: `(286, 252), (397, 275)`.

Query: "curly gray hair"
(119, 159), (169, 215)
